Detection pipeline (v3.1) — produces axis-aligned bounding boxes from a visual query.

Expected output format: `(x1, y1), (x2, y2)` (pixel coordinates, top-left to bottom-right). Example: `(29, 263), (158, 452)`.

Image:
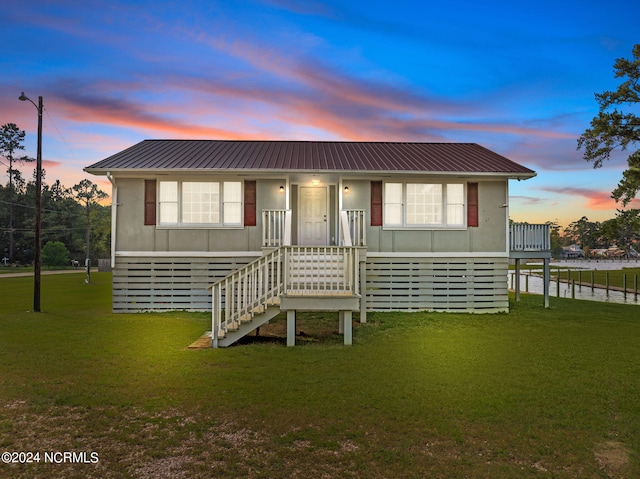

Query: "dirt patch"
(594, 441), (630, 476)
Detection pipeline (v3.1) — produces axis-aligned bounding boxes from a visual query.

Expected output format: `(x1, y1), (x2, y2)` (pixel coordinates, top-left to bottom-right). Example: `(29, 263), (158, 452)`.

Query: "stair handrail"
(209, 247), (284, 347)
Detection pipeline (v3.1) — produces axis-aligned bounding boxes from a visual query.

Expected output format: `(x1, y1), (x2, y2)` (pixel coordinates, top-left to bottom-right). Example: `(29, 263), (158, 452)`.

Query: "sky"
(1, 0), (639, 228)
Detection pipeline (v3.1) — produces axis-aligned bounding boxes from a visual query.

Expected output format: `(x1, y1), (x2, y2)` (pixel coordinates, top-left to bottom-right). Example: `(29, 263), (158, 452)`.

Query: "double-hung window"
(158, 180), (242, 226)
(384, 182), (466, 227)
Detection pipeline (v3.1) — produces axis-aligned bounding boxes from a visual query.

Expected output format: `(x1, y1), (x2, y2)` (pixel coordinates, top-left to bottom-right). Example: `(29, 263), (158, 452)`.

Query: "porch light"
(311, 179), (320, 186)
(344, 186), (350, 193)
(279, 185), (285, 193)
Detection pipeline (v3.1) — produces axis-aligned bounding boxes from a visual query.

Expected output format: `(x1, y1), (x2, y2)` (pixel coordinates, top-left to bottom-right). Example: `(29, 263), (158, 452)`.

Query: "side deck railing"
(509, 223), (551, 252)
(262, 209), (291, 247)
(340, 209), (366, 247)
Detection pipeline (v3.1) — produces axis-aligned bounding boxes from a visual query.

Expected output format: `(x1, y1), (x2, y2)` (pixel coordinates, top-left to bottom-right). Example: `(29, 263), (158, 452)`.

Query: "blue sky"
(1, 0), (639, 227)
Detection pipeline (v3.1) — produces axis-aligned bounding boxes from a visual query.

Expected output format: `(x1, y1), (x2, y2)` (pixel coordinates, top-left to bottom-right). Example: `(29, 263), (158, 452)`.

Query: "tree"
(0, 123), (33, 260)
(578, 44), (640, 206)
(564, 216), (601, 249)
(72, 179), (108, 283)
(546, 220), (564, 258)
(42, 241), (70, 268)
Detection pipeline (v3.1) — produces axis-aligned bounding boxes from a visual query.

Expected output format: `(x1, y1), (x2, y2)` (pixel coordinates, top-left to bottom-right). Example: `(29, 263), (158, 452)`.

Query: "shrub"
(42, 241), (70, 268)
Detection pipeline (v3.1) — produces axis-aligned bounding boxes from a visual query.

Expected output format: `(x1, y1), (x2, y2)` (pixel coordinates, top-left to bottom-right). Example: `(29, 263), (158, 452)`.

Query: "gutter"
(106, 172), (117, 269)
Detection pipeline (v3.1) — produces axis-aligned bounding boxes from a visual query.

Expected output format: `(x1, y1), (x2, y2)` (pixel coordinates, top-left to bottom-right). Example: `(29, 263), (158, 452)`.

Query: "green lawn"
(1, 273), (639, 478)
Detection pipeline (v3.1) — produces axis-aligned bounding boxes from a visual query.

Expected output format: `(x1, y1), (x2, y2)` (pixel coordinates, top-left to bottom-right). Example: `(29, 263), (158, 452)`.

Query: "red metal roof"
(85, 140), (536, 177)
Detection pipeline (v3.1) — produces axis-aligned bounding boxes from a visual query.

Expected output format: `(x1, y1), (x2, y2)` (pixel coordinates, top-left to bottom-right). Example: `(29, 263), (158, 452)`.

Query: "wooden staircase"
(215, 302), (282, 347)
(209, 246), (361, 347)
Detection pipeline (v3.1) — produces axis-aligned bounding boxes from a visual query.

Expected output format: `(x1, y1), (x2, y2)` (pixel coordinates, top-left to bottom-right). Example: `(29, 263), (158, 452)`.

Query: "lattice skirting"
(365, 256), (509, 313)
(112, 254), (509, 313)
(112, 255), (258, 312)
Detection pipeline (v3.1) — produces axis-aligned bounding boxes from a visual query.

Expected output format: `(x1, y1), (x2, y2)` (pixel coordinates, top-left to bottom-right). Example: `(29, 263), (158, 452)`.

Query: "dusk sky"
(2, 0), (639, 228)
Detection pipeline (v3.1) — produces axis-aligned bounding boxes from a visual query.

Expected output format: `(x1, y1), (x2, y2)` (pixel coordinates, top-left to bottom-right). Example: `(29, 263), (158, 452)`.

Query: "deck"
(509, 223), (552, 307)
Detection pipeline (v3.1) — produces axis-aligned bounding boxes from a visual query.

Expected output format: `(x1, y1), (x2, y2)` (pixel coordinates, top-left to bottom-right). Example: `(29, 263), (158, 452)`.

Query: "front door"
(299, 187), (328, 245)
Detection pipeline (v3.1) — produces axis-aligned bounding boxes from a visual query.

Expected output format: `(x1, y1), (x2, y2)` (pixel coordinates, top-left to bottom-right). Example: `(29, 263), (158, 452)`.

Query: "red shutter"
(144, 180), (156, 226)
(371, 181), (382, 226)
(244, 180), (257, 226)
(467, 182), (478, 227)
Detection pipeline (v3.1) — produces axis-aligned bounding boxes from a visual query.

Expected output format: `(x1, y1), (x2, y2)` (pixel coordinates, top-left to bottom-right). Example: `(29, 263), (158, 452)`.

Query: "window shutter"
(244, 180), (257, 226)
(467, 182), (478, 227)
(371, 181), (382, 226)
(144, 180), (156, 226)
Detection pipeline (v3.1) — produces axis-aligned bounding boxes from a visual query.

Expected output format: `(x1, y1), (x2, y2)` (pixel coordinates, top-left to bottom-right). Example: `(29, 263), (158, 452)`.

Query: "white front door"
(299, 187), (328, 245)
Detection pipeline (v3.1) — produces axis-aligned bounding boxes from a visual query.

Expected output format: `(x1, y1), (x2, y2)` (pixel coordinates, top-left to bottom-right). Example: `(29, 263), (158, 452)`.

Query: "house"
(85, 140), (542, 346)
(561, 244), (585, 259)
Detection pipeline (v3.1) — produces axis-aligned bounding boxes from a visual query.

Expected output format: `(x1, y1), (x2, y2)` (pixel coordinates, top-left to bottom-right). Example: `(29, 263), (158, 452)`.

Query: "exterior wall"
(115, 177), (286, 253)
(112, 175), (510, 313)
(342, 179), (508, 254)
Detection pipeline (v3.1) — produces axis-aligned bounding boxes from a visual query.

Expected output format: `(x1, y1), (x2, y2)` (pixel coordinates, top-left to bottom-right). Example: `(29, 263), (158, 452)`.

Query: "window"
(384, 182), (466, 227)
(159, 181), (178, 224)
(158, 180), (242, 226)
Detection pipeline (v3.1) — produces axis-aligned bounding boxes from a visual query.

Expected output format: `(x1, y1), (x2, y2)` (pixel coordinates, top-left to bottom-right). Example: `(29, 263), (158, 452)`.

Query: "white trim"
(505, 182), (510, 256)
(87, 169), (536, 180)
(366, 252), (509, 258)
(157, 179), (244, 227)
(115, 251), (508, 259)
(154, 226), (245, 230)
(115, 251), (263, 258)
(107, 172), (117, 269)
(285, 176), (290, 210)
(383, 181), (468, 229)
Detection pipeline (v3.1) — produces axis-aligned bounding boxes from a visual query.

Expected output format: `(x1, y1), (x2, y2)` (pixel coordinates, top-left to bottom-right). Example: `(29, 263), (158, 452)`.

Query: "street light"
(18, 92), (43, 312)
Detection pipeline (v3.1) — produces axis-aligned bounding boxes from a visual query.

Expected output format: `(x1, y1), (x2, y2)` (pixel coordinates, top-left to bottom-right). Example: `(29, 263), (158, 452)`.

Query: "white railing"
(211, 248), (284, 347)
(340, 209), (366, 247)
(510, 223), (551, 252)
(262, 209), (291, 247)
(284, 246), (360, 295)
(210, 246), (360, 346)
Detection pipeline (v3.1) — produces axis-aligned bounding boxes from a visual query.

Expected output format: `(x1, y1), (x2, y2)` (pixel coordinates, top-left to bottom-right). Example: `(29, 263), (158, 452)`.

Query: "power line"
(43, 104), (77, 161)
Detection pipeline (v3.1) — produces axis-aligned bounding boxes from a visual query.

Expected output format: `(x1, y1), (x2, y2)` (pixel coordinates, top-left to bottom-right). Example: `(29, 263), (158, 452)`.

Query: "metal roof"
(85, 140), (536, 177)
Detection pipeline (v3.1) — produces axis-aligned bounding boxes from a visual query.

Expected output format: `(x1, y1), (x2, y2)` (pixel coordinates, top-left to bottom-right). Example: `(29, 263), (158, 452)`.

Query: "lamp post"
(18, 92), (43, 312)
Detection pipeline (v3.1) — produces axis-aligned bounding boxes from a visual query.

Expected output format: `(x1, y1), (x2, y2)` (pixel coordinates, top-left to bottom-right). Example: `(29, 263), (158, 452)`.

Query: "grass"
(1, 273), (639, 478)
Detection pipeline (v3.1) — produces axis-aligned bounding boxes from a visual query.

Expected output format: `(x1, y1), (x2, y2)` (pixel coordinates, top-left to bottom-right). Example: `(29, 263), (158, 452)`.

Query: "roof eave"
(85, 167), (537, 179)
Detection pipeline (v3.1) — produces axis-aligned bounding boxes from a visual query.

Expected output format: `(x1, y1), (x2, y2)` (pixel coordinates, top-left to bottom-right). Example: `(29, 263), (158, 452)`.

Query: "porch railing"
(284, 246), (360, 295)
(262, 209), (291, 247)
(210, 246), (360, 345)
(509, 223), (551, 252)
(211, 247), (284, 347)
(340, 209), (366, 247)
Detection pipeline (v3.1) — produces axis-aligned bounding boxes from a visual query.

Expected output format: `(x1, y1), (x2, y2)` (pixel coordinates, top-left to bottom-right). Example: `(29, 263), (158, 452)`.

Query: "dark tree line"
(1, 123), (109, 267)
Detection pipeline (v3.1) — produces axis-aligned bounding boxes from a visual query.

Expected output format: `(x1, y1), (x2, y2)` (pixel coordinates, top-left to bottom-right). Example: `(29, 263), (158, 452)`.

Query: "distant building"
(561, 244), (585, 259)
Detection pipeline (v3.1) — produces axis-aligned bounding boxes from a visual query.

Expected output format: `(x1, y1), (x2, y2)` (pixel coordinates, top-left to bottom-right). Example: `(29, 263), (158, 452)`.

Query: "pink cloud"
(541, 186), (640, 211)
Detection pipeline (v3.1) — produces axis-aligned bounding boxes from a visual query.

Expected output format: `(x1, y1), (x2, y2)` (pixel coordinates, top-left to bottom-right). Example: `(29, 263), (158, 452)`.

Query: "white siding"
(112, 254), (259, 312)
(365, 255), (508, 312)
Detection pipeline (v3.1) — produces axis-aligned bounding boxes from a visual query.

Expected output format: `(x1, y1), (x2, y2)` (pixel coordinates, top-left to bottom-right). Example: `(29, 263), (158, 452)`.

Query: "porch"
(209, 244), (365, 347)
(209, 208), (367, 347)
